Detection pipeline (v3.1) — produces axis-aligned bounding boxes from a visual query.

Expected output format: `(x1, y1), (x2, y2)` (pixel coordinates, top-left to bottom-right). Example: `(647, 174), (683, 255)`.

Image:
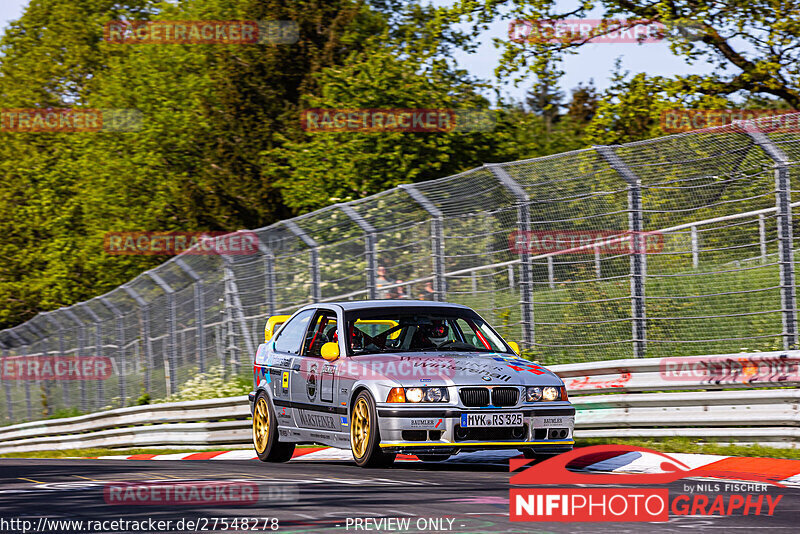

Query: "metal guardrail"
(0, 353), (797, 454)
(0, 396), (250, 454)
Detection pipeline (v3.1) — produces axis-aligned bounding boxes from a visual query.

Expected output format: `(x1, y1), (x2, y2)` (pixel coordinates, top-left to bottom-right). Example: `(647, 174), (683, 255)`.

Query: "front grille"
(460, 387), (490, 407)
(491, 387), (519, 407)
(402, 430), (427, 441)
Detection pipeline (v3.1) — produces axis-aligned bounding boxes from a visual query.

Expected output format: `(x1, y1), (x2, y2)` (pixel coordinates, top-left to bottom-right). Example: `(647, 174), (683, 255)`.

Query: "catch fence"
(2, 116), (800, 424)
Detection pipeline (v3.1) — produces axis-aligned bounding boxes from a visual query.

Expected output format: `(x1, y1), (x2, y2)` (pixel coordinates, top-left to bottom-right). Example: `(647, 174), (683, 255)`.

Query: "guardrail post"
(746, 126), (798, 349)
(758, 213), (767, 264)
(257, 239), (278, 316)
(123, 286), (151, 395)
(175, 259), (206, 374)
(79, 303), (104, 410)
(100, 297), (126, 408)
(487, 164), (535, 349)
(222, 256), (256, 374)
(1, 346), (11, 422)
(146, 272), (178, 396)
(690, 226), (699, 269)
(285, 221), (321, 302)
(62, 308), (88, 411)
(399, 184), (446, 301)
(596, 145), (647, 358)
(340, 204), (378, 299)
(42, 313), (70, 411)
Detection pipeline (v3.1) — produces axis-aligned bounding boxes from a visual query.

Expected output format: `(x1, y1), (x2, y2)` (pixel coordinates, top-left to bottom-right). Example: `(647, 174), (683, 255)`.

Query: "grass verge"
(0, 444), (322, 459)
(576, 437), (800, 461)
(0, 447), (251, 459)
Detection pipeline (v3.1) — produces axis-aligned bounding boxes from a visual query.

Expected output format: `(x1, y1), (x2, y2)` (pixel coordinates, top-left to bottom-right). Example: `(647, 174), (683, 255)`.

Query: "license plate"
(460, 412), (523, 427)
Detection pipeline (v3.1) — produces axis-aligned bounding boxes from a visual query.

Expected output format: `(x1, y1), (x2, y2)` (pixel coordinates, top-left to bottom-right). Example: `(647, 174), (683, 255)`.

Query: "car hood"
(340, 352), (563, 387)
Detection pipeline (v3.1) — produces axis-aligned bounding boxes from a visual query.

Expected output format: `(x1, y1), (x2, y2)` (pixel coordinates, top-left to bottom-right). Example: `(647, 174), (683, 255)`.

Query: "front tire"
(253, 392), (295, 462)
(350, 391), (395, 467)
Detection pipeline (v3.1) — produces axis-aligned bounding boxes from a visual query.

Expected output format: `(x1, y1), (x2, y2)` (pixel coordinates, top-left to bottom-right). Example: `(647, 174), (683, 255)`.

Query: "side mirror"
(508, 341), (521, 355)
(321, 342), (340, 361)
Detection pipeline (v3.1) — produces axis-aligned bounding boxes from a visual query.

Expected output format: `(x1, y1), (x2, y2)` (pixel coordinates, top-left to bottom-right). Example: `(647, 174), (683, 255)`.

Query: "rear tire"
(253, 392), (295, 462)
(350, 391), (396, 467)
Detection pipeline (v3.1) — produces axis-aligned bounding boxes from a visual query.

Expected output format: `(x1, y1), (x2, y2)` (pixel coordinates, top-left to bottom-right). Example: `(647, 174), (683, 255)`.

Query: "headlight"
(425, 387), (444, 402)
(406, 387), (424, 403)
(387, 387), (449, 402)
(542, 386), (560, 401)
(526, 386), (542, 402)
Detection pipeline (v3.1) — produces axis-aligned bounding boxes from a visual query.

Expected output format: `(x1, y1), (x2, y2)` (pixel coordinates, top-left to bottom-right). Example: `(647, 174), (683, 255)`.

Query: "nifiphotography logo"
(510, 445), (785, 522)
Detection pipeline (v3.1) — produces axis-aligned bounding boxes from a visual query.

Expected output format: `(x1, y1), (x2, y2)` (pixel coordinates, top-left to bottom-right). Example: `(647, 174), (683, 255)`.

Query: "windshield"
(344, 307), (511, 356)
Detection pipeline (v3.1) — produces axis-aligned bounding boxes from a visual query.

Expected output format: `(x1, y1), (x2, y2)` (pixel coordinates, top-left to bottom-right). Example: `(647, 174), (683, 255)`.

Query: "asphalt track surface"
(1, 454), (798, 534)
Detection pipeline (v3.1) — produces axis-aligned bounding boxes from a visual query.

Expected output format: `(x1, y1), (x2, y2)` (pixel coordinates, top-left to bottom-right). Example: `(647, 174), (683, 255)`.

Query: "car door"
(292, 308), (341, 436)
(269, 308), (315, 430)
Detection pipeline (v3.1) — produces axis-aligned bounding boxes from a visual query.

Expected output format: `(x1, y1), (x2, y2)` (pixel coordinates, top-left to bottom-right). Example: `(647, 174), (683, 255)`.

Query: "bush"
(157, 366), (250, 403)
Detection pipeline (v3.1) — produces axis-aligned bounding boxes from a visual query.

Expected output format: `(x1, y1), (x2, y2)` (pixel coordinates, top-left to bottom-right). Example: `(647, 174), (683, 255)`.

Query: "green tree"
(449, 0), (800, 108)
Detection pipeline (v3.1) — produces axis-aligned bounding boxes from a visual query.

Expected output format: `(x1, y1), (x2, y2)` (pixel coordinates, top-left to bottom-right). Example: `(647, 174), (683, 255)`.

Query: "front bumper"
(376, 403), (575, 454)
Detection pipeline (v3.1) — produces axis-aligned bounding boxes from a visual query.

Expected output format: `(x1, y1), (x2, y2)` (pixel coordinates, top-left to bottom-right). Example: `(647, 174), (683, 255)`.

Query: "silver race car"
(249, 300), (574, 467)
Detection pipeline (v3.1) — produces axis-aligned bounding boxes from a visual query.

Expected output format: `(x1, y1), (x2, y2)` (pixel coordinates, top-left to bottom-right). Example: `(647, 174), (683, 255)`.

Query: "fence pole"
(399, 184), (446, 301)
(746, 126), (798, 349)
(594, 246), (601, 279)
(691, 226), (699, 269)
(43, 313), (69, 410)
(596, 145), (647, 358)
(340, 204), (378, 299)
(13, 339), (32, 419)
(100, 297), (126, 408)
(146, 272), (178, 396)
(62, 308), (88, 410)
(175, 258), (206, 374)
(257, 238), (277, 316)
(758, 213), (767, 264)
(123, 286), (151, 395)
(24, 322), (49, 417)
(1, 346), (11, 422)
(79, 303), (104, 411)
(222, 256), (256, 375)
(285, 221), (321, 302)
(488, 164), (535, 349)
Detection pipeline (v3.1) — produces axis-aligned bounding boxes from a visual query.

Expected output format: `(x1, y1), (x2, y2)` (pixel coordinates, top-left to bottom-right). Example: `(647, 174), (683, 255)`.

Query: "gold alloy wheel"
(253, 397), (270, 454)
(351, 397), (371, 458)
